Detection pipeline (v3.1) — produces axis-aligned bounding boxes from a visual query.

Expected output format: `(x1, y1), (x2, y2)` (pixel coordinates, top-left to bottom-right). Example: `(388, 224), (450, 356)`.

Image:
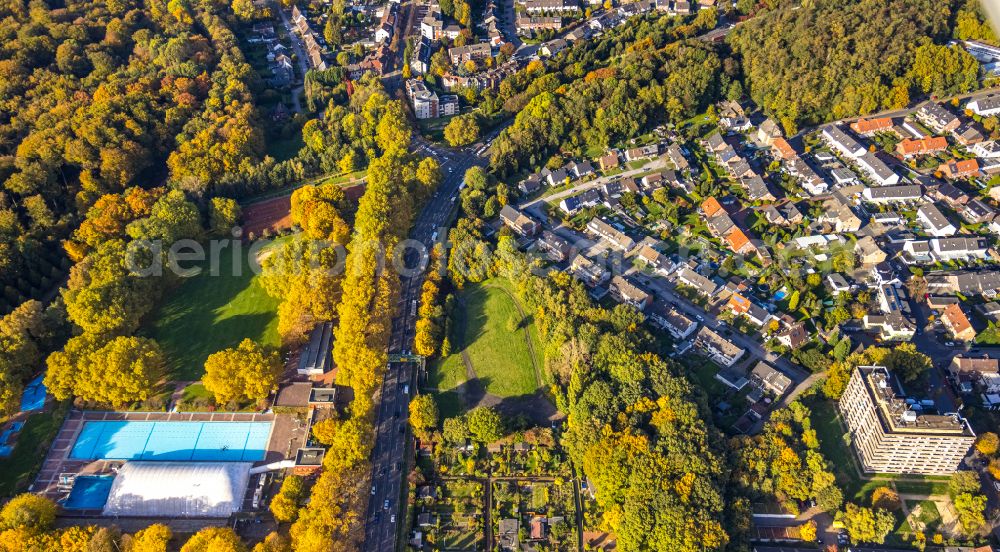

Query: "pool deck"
(34, 410), (282, 500)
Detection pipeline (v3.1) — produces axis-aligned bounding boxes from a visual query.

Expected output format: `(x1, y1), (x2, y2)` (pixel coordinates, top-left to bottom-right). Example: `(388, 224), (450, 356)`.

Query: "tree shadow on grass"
(157, 312), (277, 380)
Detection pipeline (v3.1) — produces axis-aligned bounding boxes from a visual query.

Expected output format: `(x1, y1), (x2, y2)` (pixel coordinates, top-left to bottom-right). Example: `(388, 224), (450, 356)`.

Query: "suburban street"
(362, 137), (487, 552)
(277, 8), (310, 112)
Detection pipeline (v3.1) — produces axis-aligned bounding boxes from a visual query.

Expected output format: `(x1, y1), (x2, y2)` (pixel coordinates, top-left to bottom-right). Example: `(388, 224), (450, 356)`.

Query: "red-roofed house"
(724, 227), (755, 255)
(851, 117), (894, 136)
(771, 137), (796, 160)
(940, 159), (980, 180)
(896, 137), (948, 158)
(942, 303), (976, 341)
(701, 196), (725, 218)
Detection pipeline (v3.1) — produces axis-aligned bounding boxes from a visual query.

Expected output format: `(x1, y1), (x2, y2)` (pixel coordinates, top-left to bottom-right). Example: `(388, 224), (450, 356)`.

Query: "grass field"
(429, 281), (541, 405)
(0, 402), (68, 497)
(151, 238), (286, 381)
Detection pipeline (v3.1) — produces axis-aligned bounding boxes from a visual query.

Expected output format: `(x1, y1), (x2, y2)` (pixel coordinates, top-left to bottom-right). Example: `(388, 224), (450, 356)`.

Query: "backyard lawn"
(150, 238), (285, 380)
(430, 281), (541, 402)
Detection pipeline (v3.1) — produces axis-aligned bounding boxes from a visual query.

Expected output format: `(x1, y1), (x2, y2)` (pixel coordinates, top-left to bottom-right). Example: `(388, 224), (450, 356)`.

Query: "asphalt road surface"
(362, 137), (487, 552)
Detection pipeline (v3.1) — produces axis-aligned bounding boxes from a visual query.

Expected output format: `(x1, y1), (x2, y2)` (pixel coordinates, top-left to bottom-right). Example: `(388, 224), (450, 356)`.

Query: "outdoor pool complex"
(69, 421), (272, 462)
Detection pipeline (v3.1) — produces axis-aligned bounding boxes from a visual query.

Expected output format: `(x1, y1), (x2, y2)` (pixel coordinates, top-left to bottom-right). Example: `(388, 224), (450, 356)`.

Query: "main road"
(362, 135), (490, 552)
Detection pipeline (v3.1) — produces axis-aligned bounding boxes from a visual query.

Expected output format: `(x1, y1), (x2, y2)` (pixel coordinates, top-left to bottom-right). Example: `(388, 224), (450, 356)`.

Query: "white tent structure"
(102, 462), (251, 517)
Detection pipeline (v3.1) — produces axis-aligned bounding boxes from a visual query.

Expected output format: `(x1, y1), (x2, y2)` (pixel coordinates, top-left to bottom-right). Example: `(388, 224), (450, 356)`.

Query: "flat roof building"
(298, 322), (333, 376)
(839, 366), (974, 475)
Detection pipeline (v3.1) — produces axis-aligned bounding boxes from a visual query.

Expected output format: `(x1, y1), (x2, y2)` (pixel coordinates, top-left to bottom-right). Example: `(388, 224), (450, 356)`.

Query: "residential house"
(820, 195), (863, 231)
(977, 142), (1000, 161)
(609, 276), (652, 311)
(566, 160), (595, 179)
(771, 137), (796, 160)
(856, 152), (900, 186)
(726, 293), (771, 326)
(498, 519), (519, 551)
(902, 239), (934, 263)
(788, 156), (829, 195)
(666, 144), (689, 171)
(529, 517), (547, 541)
(851, 117), (894, 136)
(586, 217), (635, 251)
(522, 0), (578, 13)
(863, 282), (917, 341)
(539, 38), (568, 57)
(961, 198), (996, 224)
(518, 173), (543, 195)
(855, 236), (887, 266)
(930, 237), (989, 262)
(939, 159), (980, 180)
(742, 175), (775, 202)
(827, 273), (852, 294)
(676, 266), (719, 297)
(916, 103), (960, 133)
(968, 95), (1000, 116)
(948, 355), (1000, 379)
(756, 119), (783, 145)
(632, 241), (672, 276)
(715, 364), (749, 391)
(694, 326), (745, 367)
(724, 226), (757, 256)
(926, 270), (1000, 295)
(569, 254), (609, 287)
(448, 42), (491, 65)
(976, 302), (1000, 322)
(420, 5), (444, 39)
(625, 144), (659, 161)
(558, 188), (601, 214)
(649, 304), (697, 339)
(543, 166), (568, 186)
(917, 203), (958, 237)
(830, 167), (859, 186)
(705, 132), (728, 153)
(599, 151), (620, 171)
(776, 317), (808, 349)
(514, 13), (562, 35)
(933, 182), (971, 207)
(499, 205), (541, 237)
(750, 361), (792, 397)
(537, 230), (572, 261)
(862, 185), (923, 204)
(953, 122), (986, 146)
(822, 125), (866, 157)
(942, 303), (977, 341)
(701, 196), (727, 218)
(896, 137), (948, 157)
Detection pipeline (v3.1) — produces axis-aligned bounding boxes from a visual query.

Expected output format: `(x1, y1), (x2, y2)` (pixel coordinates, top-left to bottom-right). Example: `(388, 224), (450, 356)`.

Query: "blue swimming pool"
(20, 374), (46, 412)
(69, 421), (272, 462)
(63, 476), (114, 510)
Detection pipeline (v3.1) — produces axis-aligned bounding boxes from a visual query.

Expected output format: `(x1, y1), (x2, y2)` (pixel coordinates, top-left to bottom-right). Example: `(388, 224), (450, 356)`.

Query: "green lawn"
(0, 402), (69, 497)
(899, 500), (942, 534)
(150, 238), (285, 380)
(441, 281), (540, 399)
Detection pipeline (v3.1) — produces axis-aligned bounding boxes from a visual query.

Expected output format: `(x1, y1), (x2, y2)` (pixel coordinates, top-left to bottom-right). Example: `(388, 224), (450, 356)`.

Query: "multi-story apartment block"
(838, 366), (974, 475)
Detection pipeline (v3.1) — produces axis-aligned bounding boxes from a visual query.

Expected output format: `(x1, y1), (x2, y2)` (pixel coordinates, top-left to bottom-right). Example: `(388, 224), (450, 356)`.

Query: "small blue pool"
(20, 374), (46, 412)
(773, 289), (788, 301)
(63, 476), (114, 510)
